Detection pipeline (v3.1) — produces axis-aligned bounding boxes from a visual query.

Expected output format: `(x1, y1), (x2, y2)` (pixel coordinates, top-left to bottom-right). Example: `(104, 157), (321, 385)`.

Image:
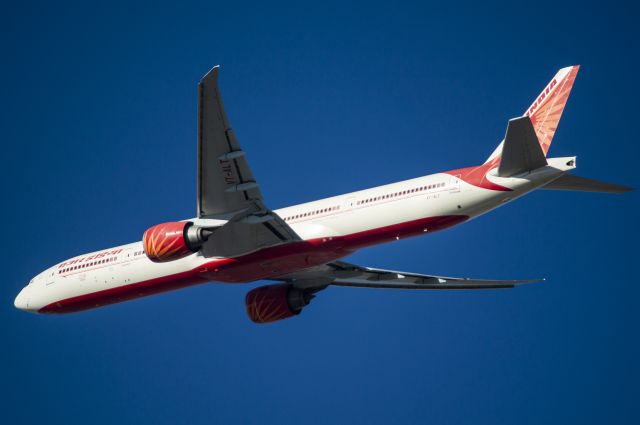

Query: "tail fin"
(497, 116), (547, 177)
(486, 65), (580, 163)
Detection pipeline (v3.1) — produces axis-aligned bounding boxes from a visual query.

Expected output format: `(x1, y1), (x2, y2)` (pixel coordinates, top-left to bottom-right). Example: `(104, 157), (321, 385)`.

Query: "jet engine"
(245, 283), (314, 324)
(143, 221), (213, 262)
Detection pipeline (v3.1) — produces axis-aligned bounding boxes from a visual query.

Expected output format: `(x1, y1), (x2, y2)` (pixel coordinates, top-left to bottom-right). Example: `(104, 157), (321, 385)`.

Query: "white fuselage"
(15, 157), (575, 313)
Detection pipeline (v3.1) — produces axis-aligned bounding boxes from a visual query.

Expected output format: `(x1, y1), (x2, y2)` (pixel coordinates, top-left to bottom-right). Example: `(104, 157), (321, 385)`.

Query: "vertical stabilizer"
(497, 116), (547, 177)
(486, 66), (580, 164)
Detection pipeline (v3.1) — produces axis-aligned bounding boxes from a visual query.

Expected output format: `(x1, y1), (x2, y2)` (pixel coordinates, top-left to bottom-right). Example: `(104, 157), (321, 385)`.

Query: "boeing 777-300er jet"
(14, 65), (631, 323)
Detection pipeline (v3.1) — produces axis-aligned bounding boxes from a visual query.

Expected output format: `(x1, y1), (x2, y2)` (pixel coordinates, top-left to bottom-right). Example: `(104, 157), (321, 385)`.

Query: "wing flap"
(200, 201), (301, 258)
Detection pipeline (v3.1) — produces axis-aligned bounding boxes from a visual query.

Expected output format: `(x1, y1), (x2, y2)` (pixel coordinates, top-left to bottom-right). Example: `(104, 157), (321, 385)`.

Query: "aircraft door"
(44, 269), (56, 287)
(448, 174), (461, 193)
(343, 196), (357, 213)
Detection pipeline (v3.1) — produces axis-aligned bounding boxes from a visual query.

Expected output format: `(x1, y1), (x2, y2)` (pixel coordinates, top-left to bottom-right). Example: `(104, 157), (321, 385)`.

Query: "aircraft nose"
(14, 287), (35, 313)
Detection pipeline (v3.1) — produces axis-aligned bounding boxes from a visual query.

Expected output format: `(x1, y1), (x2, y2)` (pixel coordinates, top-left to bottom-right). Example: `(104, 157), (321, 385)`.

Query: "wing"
(196, 66), (300, 257)
(198, 65), (262, 219)
(277, 260), (542, 290)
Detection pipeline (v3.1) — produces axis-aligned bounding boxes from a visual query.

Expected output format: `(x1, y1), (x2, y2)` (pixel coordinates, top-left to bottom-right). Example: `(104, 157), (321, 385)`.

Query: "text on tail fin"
(485, 65), (580, 164)
(525, 65), (580, 156)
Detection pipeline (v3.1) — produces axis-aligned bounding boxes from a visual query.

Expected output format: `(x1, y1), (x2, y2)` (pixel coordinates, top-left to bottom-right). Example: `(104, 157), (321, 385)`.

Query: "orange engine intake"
(245, 283), (313, 324)
(142, 221), (212, 263)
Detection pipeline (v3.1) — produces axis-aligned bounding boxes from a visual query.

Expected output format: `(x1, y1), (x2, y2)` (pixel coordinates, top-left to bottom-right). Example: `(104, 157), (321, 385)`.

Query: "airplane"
(14, 65), (631, 323)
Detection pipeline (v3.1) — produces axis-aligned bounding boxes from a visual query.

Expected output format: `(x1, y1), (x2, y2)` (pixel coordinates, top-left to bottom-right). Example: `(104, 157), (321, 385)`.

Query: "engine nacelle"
(142, 221), (212, 263)
(245, 283), (313, 324)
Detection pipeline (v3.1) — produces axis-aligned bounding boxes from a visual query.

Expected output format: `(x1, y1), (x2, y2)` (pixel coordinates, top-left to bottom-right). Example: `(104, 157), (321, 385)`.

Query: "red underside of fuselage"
(39, 214), (468, 314)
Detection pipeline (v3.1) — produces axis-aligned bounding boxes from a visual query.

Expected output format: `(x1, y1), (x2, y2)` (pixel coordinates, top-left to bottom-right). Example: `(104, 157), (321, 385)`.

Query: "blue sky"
(1, 1), (638, 424)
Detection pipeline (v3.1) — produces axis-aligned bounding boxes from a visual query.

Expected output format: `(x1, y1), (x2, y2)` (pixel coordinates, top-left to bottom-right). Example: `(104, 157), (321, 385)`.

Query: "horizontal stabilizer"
(543, 174), (633, 194)
(498, 116), (548, 177)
